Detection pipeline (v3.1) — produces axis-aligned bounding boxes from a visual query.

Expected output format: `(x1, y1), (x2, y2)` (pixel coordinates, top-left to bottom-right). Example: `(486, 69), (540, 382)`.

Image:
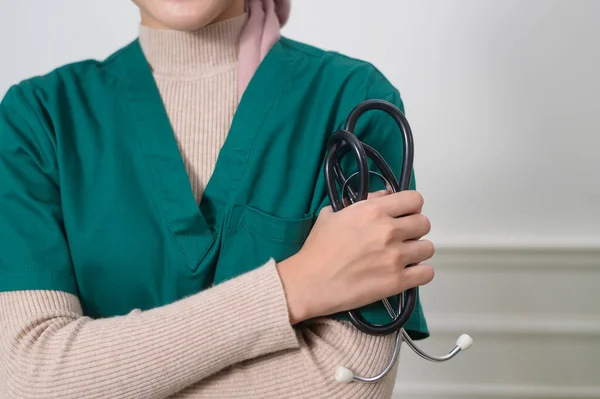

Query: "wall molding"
(431, 246), (600, 270)
(418, 246), (600, 336)
(392, 246), (600, 398)
(422, 313), (600, 337)
(431, 237), (600, 250)
(393, 383), (600, 399)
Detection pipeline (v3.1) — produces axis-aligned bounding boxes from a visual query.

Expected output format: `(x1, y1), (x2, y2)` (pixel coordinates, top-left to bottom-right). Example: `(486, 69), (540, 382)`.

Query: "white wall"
(283, 0), (600, 248)
(2, 1), (599, 398)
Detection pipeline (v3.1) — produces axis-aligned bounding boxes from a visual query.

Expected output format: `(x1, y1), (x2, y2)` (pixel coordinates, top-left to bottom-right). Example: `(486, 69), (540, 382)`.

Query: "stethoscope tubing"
(327, 99), (474, 384)
(324, 99), (417, 336)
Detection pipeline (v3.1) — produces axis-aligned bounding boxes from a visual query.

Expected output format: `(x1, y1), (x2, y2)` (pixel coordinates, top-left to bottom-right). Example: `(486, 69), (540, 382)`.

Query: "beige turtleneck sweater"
(0, 16), (398, 399)
(140, 17), (242, 200)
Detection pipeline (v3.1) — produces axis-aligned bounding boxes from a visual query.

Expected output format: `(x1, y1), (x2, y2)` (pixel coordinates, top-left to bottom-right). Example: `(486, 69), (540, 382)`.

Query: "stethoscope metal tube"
(401, 329), (473, 362)
(335, 330), (474, 383)
(336, 330), (403, 383)
(325, 99), (473, 384)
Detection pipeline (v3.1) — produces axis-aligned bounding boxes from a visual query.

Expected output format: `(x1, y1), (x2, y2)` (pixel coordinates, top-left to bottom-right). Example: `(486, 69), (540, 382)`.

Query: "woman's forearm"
(174, 318), (398, 399)
(0, 260), (299, 399)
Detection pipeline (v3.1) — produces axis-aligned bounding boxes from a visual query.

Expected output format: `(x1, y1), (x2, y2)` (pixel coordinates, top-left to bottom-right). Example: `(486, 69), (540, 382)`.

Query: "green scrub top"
(0, 37), (428, 339)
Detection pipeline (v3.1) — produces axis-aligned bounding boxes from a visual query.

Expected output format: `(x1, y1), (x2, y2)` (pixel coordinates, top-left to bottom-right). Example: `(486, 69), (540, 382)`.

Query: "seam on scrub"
(100, 40), (141, 71)
(238, 56), (308, 181)
(122, 74), (196, 269)
(142, 166), (196, 268)
(236, 225), (308, 245)
(11, 85), (60, 178)
(236, 226), (286, 244)
(281, 36), (384, 74)
(133, 145), (195, 267)
(279, 37), (324, 59)
(230, 205), (286, 243)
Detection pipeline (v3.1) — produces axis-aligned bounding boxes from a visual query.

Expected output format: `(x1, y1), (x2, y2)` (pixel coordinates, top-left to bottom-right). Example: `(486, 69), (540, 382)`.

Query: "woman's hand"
(277, 190), (435, 325)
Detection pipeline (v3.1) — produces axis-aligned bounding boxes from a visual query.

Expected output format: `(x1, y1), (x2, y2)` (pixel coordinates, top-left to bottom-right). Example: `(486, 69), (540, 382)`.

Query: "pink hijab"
(237, 0), (291, 100)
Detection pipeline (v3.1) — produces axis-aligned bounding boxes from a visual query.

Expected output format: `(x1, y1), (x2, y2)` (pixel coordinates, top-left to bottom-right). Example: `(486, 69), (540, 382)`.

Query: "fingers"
(401, 239), (435, 265)
(373, 190), (424, 218)
(393, 214), (431, 240)
(399, 264), (435, 290)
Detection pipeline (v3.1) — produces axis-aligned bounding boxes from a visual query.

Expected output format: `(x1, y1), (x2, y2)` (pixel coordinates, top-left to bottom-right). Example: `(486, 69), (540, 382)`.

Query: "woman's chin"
(136, 0), (236, 31)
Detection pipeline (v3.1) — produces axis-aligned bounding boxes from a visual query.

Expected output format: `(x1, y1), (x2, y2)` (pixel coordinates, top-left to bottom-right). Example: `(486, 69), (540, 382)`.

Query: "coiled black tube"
(324, 99), (417, 336)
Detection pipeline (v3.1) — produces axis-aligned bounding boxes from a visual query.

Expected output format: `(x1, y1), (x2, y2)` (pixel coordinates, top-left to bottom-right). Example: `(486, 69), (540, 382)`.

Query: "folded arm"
(0, 263), (397, 399)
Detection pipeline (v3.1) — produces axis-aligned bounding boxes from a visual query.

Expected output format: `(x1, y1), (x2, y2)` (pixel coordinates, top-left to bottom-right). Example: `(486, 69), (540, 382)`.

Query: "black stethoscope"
(324, 99), (473, 383)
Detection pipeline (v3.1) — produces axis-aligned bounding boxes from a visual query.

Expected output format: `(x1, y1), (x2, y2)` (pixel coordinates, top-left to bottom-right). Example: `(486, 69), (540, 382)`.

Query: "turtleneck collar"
(138, 14), (247, 77)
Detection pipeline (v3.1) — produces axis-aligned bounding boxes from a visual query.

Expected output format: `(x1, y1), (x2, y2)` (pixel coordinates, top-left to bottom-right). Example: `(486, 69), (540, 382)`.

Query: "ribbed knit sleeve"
(0, 260), (300, 399)
(0, 260), (398, 399)
(174, 318), (398, 399)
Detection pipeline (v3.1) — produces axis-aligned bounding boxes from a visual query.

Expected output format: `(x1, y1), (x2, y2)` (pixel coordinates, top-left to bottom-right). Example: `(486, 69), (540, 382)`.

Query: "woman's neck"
(139, 14), (247, 77)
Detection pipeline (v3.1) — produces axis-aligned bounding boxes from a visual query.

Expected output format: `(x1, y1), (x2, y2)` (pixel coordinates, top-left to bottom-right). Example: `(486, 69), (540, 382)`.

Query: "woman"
(0, 0), (434, 398)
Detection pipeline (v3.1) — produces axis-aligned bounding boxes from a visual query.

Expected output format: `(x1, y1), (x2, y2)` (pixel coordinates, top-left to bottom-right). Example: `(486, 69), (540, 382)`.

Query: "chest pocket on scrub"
(212, 204), (315, 284)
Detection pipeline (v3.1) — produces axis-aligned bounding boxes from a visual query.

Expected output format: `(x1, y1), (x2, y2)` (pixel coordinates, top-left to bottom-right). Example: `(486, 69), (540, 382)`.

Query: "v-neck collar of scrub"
(111, 37), (304, 271)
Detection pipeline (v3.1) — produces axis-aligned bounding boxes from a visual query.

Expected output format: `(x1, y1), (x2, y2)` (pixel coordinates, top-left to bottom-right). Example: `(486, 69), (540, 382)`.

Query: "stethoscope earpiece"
(457, 333), (474, 351)
(334, 366), (355, 383)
